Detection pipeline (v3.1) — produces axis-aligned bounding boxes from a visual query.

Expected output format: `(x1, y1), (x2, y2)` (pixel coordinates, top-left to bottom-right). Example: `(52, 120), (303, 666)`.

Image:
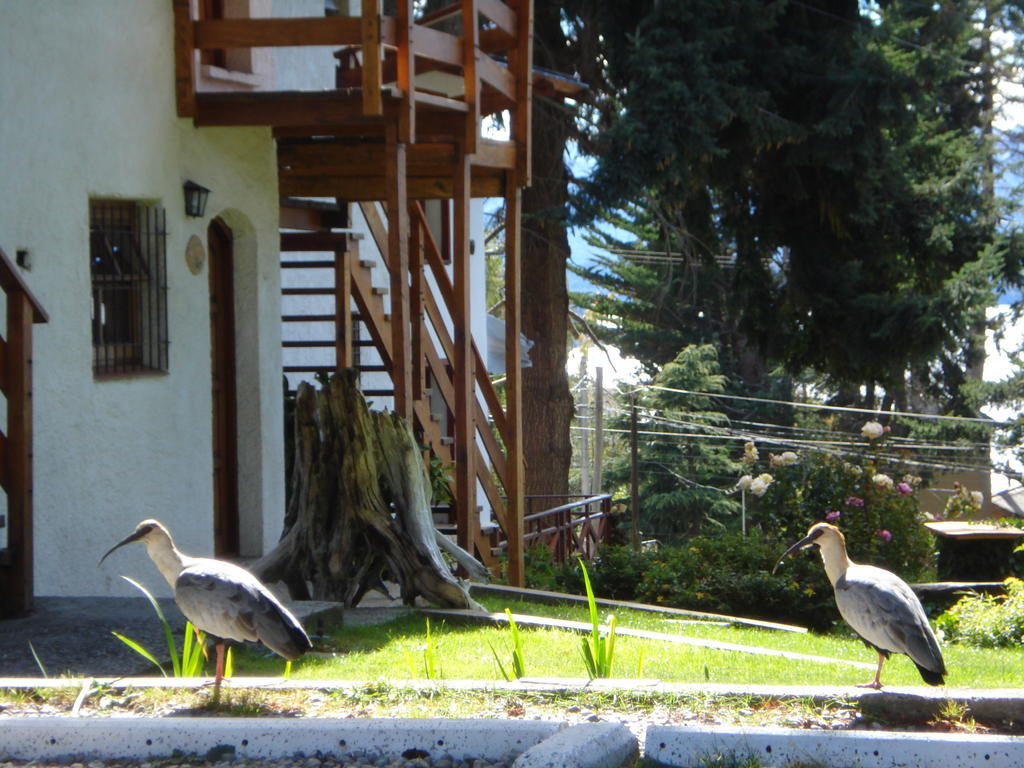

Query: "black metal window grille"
(90, 200), (169, 375)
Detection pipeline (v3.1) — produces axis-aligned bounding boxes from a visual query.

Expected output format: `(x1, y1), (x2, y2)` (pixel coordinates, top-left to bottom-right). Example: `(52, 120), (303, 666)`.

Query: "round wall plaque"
(185, 234), (206, 275)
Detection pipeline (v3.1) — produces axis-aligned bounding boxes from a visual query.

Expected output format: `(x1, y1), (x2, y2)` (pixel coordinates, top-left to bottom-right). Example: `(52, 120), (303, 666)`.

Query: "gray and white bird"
(99, 519), (312, 690)
(773, 522), (946, 689)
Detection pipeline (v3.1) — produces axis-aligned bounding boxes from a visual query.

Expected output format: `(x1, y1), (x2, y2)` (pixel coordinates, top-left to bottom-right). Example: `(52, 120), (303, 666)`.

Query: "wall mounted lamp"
(183, 180), (210, 218)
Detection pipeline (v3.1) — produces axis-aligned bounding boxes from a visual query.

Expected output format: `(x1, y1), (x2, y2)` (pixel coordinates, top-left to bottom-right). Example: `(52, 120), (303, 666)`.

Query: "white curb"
(646, 724), (1024, 768)
(0, 718), (565, 764)
(512, 722), (638, 768)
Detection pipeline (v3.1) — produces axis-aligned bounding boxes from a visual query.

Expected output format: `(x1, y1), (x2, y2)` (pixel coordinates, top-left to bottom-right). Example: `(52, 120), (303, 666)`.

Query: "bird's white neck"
(816, 534), (852, 586)
(142, 532), (189, 590)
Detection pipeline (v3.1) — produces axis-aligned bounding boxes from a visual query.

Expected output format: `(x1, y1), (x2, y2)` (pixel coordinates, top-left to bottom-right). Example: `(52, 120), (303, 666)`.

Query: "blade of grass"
(27, 642), (48, 678)
(111, 632), (167, 676)
(119, 575), (181, 676)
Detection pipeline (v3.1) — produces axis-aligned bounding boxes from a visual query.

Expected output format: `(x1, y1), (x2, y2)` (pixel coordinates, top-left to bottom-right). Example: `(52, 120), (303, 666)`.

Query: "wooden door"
(208, 218), (239, 556)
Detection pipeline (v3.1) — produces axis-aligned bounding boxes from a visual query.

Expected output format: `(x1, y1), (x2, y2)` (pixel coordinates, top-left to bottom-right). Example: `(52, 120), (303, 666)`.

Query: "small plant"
(578, 559), (617, 679)
(112, 576), (206, 677)
(489, 608), (526, 681)
(422, 618), (443, 679)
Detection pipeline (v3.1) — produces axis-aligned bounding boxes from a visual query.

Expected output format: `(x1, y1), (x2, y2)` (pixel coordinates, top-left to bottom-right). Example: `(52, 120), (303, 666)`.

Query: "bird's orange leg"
(214, 641), (226, 685)
(857, 652), (885, 689)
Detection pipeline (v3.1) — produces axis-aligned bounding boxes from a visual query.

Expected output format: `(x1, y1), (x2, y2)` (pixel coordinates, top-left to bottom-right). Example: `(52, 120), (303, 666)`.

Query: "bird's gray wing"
(835, 566), (945, 675)
(176, 560), (311, 659)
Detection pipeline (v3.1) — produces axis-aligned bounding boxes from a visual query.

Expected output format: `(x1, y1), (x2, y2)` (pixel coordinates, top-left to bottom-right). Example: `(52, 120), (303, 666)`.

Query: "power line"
(643, 385), (1014, 426)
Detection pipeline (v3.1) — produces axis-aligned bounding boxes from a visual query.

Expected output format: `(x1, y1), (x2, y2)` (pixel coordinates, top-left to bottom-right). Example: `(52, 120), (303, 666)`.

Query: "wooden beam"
(503, 172), (525, 587)
(478, 0), (516, 38)
(478, 53), (515, 101)
(173, 0), (196, 118)
(410, 23), (462, 68)
(283, 138), (512, 175)
(280, 141), (457, 173)
(474, 139), (517, 170)
(361, 0), (383, 116)
(280, 173), (504, 200)
(194, 17), (362, 49)
(197, 91), (469, 134)
(280, 232), (354, 251)
(386, 127), (412, 421)
(452, 146), (477, 557)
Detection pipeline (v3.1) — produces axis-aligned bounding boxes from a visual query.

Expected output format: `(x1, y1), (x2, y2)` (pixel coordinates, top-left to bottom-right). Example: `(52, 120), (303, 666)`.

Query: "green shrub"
(936, 578), (1024, 648)
(530, 533), (839, 632)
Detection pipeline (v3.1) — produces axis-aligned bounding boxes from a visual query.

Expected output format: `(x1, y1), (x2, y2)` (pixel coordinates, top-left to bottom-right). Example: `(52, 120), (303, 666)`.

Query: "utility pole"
(630, 393), (639, 551)
(593, 366), (604, 496)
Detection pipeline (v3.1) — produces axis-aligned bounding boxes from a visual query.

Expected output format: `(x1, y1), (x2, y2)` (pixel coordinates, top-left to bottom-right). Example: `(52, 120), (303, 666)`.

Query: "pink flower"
(845, 496), (865, 507)
(875, 529), (892, 543)
(897, 482), (913, 496)
(825, 510), (841, 522)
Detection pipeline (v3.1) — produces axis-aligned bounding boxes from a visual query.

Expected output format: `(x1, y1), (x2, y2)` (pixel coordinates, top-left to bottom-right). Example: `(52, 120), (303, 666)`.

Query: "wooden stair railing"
(353, 201), (513, 571)
(0, 247), (48, 619)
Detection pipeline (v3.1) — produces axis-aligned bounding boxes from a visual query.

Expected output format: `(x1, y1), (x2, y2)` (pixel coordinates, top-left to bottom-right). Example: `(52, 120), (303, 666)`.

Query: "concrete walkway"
(0, 595), (401, 678)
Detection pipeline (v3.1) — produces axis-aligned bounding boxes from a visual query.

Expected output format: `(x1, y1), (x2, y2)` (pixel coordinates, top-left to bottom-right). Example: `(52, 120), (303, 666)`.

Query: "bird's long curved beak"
(771, 529), (824, 575)
(97, 529), (146, 568)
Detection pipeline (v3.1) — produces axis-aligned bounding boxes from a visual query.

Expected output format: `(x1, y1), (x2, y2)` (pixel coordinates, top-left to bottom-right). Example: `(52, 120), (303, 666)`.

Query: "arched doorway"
(208, 218), (240, 556)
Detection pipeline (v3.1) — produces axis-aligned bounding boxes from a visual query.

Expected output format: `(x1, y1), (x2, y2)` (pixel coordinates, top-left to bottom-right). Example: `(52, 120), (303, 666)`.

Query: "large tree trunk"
(521, 0), (576, 500)
(254, 370), (484, 610)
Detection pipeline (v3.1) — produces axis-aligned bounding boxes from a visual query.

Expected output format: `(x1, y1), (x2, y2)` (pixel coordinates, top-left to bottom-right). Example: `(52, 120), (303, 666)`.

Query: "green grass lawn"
(233, 594), (1024, 689)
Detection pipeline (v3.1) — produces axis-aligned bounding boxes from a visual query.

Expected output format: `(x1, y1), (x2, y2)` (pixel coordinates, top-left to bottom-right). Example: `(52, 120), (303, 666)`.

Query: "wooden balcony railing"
(0, 247), (48, 618)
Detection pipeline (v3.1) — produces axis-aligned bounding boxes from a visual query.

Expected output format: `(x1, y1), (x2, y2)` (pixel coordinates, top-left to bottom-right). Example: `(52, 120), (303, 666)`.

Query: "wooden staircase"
(0, 248), (48, 618)
(174, 0), (532, 582)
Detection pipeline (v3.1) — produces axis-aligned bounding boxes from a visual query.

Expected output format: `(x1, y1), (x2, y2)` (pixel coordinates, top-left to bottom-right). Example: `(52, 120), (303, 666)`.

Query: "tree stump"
(254, 369), (484, 610)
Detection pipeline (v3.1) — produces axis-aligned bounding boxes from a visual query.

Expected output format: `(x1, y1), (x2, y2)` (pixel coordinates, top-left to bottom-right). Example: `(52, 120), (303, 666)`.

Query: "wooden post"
(461, 0), (479, 154)
(579, 352), (590, 497)
(409, 203), (424, 402)
(503, 173), (525, 587)
(510, 0), (533, 185)
(3, 293), (36, 617)
(453, 146), (477, 556)
(396, 0), (415, 143)
(334, 243), (353, 370)
(361, 0), (383, 116)
(594, 366), (604, 495)
(386, 125), (412, 420)
(173, 0), (196, 118)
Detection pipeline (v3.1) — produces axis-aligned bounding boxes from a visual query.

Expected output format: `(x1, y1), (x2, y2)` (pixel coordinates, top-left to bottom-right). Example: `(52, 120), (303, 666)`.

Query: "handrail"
(0, 249), (48, 323)
(524, 493), (611, 522)
(495, 493), (615, 563)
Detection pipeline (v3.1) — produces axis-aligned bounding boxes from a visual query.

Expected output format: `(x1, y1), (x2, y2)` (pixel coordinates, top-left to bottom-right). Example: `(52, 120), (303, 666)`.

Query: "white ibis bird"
(773, 522), (946, 689)
(98, 519), (312, 691)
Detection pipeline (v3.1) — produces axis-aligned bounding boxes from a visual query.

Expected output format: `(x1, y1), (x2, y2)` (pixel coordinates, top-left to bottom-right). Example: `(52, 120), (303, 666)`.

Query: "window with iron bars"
(90, 200), (169, 376)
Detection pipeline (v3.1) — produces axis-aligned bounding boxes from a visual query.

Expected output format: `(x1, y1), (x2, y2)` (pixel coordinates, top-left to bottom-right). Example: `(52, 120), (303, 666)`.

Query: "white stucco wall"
(0, 1), (284, 598)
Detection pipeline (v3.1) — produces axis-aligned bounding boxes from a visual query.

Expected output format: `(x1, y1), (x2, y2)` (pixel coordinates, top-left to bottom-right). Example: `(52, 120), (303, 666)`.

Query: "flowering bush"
(738, 434), (934, 581)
